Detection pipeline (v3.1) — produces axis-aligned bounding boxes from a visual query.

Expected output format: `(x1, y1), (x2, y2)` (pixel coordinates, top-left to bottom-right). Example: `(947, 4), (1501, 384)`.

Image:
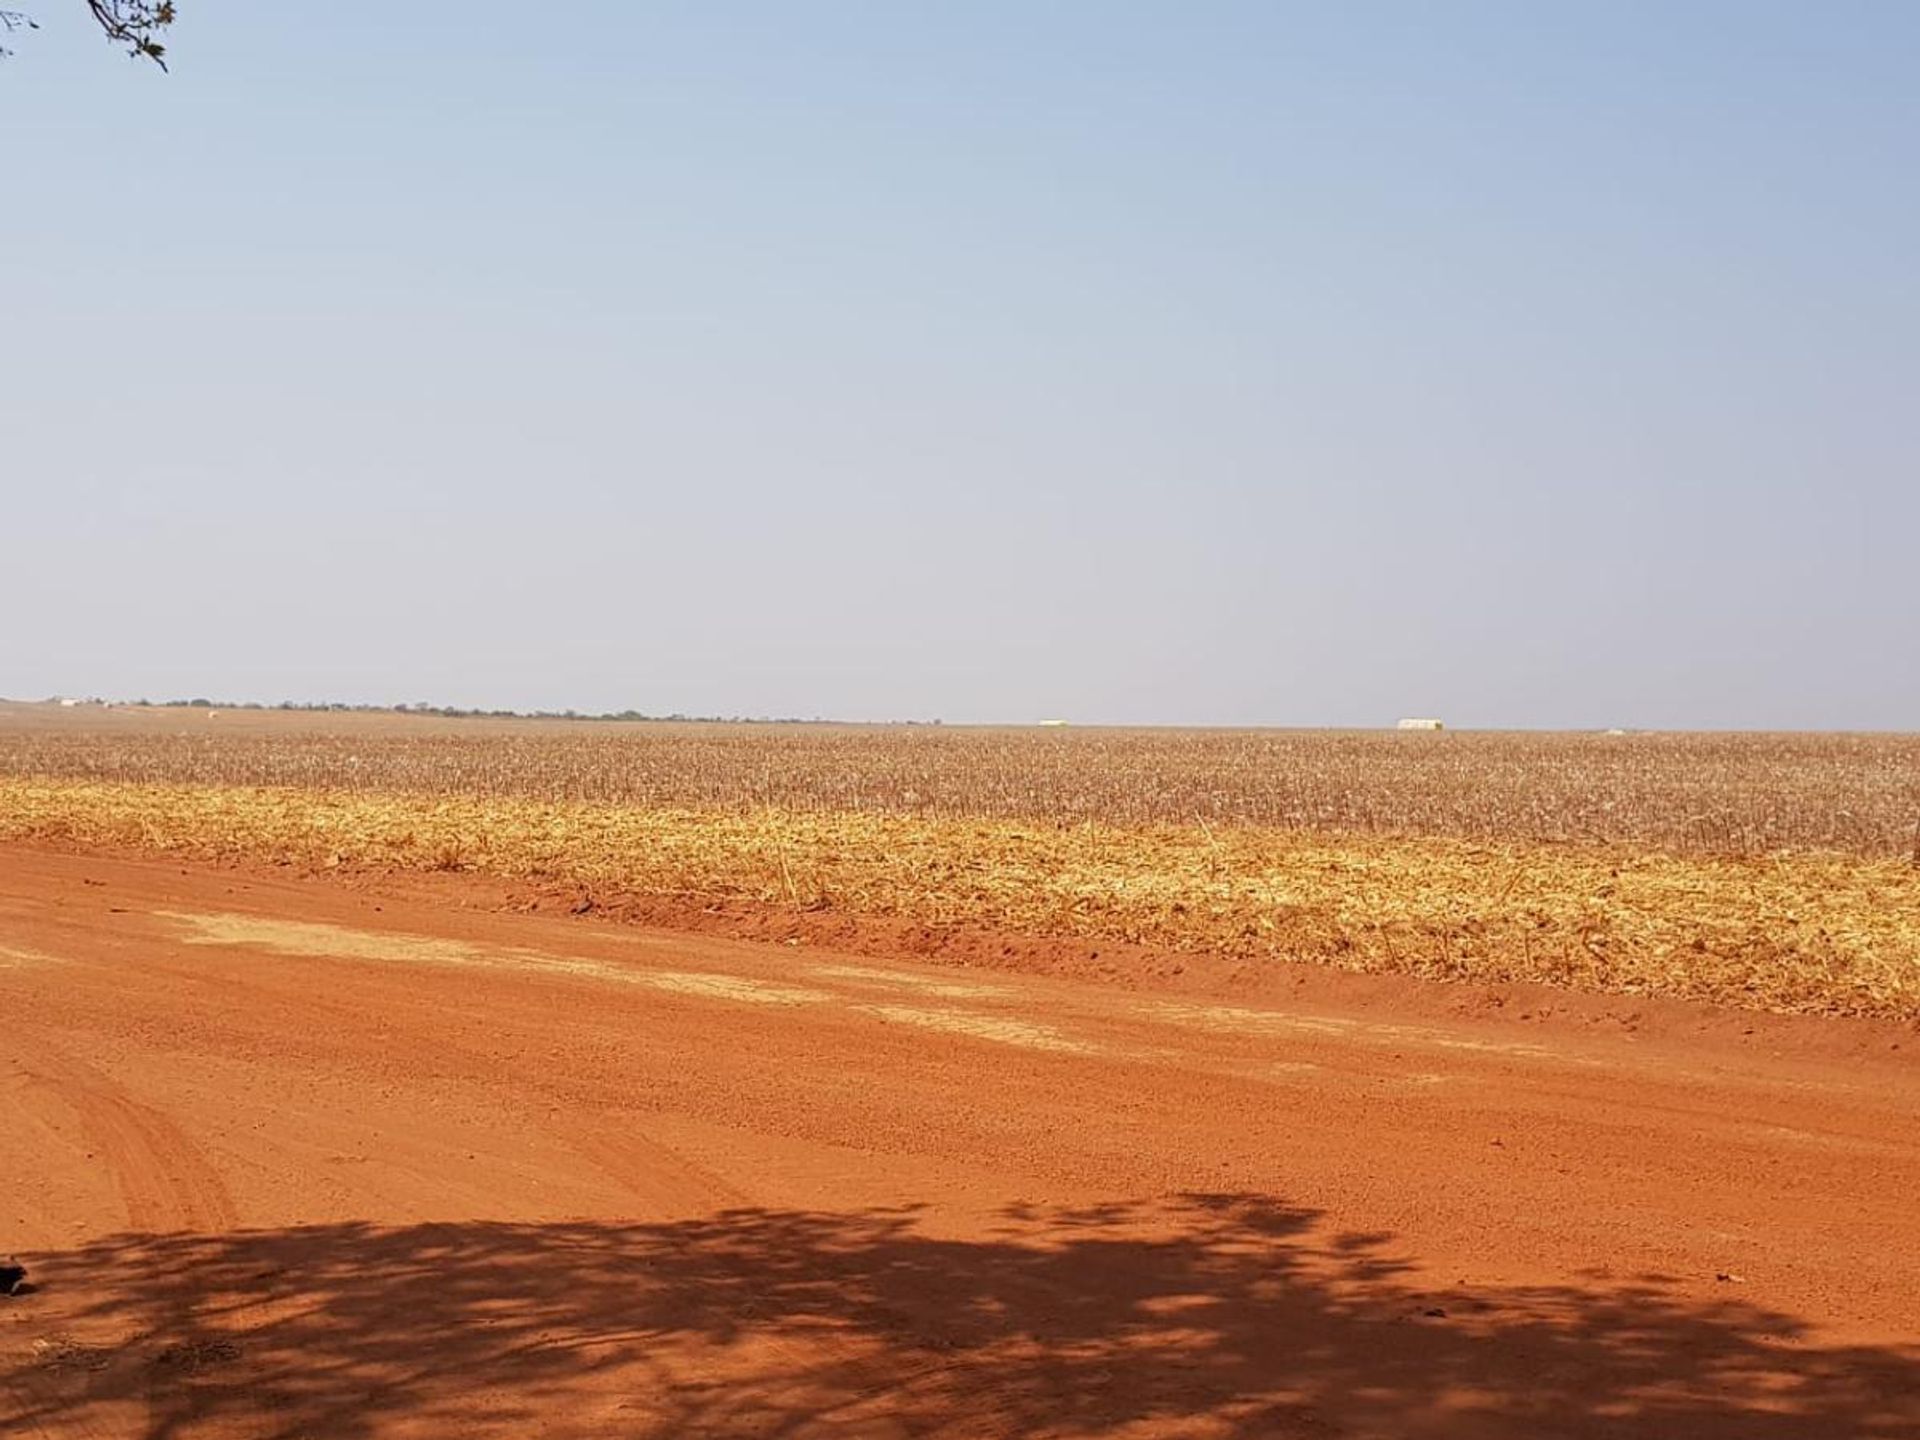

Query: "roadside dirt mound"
(518, 881), (1920, 1065)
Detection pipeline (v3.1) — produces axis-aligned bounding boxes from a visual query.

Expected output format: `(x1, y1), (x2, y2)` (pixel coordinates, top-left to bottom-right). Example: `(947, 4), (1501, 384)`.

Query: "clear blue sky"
(4, 2), (1914, 726)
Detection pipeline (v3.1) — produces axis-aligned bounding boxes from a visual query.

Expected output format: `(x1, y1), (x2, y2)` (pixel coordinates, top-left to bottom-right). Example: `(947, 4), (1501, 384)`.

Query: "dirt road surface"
(3, 845), (1916, 1437)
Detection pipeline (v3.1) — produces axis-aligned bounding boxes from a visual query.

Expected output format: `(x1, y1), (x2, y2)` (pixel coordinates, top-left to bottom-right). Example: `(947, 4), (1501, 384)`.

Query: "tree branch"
(0, 2), (175, 65)
(87, 0), (173, 67)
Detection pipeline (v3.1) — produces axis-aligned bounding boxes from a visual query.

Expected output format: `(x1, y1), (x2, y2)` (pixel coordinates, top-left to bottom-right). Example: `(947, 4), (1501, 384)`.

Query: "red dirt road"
(3, 845), (1917, 1438)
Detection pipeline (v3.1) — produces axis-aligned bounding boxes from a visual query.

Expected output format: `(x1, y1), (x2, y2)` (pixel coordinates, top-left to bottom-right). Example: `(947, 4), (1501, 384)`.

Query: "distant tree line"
(111, 699), (942, 726)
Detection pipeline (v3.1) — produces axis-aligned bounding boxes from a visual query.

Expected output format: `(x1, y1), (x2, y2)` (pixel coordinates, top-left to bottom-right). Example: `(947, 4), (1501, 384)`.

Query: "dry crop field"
(3, 702), (1917, 1018)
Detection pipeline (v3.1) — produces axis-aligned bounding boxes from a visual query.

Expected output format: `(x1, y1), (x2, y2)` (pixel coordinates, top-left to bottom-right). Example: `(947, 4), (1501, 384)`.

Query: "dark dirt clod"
(153, 1338), (242, 1372)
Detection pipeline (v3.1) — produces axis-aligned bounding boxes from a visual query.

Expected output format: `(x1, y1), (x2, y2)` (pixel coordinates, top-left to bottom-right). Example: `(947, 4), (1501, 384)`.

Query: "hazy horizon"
(9, 694), (1916, 737)
(6, 3), (1916, 729)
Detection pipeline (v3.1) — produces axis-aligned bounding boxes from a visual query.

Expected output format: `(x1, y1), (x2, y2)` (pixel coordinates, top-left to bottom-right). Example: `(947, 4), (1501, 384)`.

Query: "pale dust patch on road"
(813, 963), (1012, 1000)
(0, 943), (65, 969)
(1387, 1029), (1554, 1059)
(159, 912), (831, 1007)
(1142, 999), (1560, 1061)
(646, 972), (831, 1005)
(162, 912), (504, 969)
(1147, 1002), (1356, 1039)
(1748, 1122), (1914, 1158)
(861, 1004), (1093, 1054)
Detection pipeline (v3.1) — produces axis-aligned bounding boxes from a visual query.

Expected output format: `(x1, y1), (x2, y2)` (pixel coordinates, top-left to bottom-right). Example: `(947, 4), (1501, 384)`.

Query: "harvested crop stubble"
(5, 777), (1917, 1019)
(6, 710), (1919, 857)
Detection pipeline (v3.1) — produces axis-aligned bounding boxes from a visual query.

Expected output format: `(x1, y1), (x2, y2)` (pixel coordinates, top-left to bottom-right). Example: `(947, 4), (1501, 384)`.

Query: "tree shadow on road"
(5, 1193), (1915, 1438)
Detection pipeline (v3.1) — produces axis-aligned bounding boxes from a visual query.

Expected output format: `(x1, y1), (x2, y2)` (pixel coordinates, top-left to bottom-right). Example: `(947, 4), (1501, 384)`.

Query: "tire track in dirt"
(7, 1037), (237, 1234)
(557, 1119), (753, 1216)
